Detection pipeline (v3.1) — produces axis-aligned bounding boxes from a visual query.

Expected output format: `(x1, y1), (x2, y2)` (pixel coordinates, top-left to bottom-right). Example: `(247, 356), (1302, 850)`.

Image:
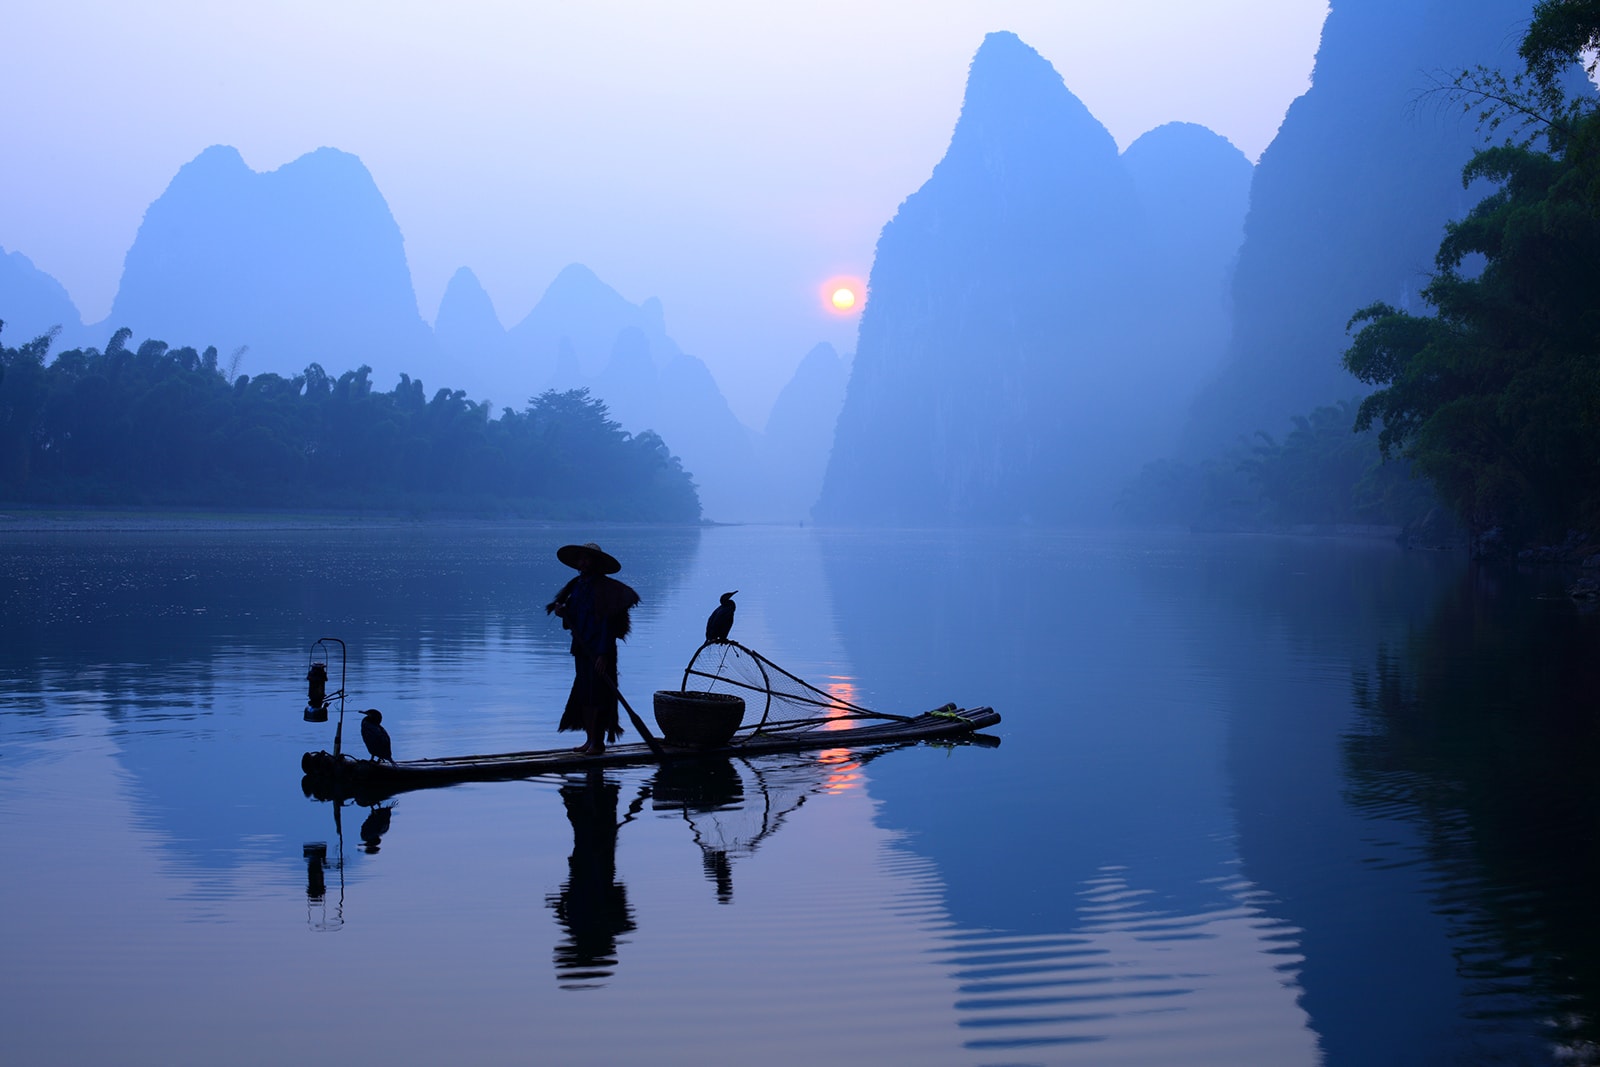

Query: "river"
(1, 521), (1595, 1065)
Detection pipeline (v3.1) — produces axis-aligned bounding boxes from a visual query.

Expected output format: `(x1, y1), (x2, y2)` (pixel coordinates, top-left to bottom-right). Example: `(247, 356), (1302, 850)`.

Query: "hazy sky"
(1, 1), (1329, 425)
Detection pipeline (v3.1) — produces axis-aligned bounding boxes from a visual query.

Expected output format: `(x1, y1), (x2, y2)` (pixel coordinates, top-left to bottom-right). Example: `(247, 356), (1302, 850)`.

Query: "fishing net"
(679, 639), (899, 735)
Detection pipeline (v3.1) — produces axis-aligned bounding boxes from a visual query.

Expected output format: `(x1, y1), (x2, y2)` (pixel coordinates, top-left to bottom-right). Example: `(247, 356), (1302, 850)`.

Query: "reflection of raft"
(301, 704), (1000, 802)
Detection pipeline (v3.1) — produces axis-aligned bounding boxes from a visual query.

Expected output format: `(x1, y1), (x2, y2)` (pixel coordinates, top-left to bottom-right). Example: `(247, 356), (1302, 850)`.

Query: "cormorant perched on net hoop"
(360, 709), (394, 763)
(705, 591), (738, 643)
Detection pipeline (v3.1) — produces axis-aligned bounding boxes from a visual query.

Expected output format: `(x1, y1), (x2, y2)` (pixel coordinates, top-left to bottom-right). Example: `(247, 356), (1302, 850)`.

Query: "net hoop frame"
(679, 639), (904, 736)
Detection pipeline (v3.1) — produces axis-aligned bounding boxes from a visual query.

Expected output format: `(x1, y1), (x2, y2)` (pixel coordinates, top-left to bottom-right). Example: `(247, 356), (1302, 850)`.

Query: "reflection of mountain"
(0, 526), (701, 878)
(815, 528), (1600, 1059)
(816, 528), (1240, 927)
(1147, 537), (1595, 1062)
(1178, 540), (1478, 1064)
(1344, 568), (1600, 1057)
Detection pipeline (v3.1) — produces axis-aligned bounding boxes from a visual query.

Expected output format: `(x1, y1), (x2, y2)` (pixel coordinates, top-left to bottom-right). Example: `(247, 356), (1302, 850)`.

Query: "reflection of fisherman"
(546, 770), (635, 988)
(545, 542), (640, 755)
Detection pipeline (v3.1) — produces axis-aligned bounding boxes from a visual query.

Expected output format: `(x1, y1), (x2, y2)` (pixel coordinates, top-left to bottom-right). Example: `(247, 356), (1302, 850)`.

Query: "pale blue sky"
(1, 1), (1328, 424)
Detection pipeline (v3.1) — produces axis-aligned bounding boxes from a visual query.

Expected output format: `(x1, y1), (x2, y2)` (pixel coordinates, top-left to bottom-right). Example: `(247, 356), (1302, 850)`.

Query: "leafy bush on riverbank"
(0, 325), (700, 521)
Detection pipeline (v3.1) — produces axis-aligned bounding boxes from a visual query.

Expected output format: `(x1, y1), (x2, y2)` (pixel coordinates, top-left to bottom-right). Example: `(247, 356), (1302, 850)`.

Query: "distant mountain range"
(1184, 0), (1544, 452)
(819, 1), (1556, 523)
(7, 1), (1550, 526)
(0, 148), (837, 521)
(0, 246), (83, 346)
(437, 261), (773, 520)
(816, 31), (1251, 523)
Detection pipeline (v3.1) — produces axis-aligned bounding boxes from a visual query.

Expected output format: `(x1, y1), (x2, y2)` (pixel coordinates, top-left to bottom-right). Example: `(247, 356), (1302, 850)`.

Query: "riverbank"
(0, 505), (725, 533)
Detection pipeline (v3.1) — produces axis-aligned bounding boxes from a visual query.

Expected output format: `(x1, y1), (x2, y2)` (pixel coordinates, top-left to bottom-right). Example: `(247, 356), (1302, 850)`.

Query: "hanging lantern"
(305, 661), (330, 722)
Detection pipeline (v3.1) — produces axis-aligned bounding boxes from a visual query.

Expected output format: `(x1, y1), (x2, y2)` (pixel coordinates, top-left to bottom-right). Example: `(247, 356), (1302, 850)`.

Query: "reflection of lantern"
(304, 823), (345, 932)
(304, 842), (328, 900)
(305, 663), (329, 722)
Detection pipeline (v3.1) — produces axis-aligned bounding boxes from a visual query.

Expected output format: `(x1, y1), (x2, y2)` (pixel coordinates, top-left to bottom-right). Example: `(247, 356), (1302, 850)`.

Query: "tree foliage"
(1117, 399), (1436, 530)
(0, 322), (700, 521)
(1343, 76), (1600, 543)
(1521, 0), (1600, 90)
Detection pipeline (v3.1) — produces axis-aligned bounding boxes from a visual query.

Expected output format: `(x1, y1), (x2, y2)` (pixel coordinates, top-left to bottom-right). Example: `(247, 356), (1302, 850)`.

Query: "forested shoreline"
(0, 326), (701, 522)
(1126, 2), (1600, 557)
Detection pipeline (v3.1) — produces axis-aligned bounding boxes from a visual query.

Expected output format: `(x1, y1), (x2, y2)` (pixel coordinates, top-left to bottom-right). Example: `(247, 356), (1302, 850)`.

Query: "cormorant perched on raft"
(360, 709), (394, 763)
(705, 591), (738, 643)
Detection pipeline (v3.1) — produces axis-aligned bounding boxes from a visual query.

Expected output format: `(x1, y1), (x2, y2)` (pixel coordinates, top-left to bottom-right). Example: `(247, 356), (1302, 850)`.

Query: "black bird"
(360, 708), (394, 763)
(705, 591), (738, 643)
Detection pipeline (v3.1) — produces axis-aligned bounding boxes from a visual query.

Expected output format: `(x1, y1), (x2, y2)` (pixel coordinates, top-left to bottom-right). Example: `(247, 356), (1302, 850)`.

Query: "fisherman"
(546, 542), (640, 755)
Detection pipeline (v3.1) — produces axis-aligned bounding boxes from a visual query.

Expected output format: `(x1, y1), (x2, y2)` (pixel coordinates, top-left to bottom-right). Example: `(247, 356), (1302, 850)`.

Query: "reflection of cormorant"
(360, 804), (394, 854)
(546, 770), (635, 989)
(705, 591), (738, 642)
(360, 709), (393, 763)
(651, 759), (746, 903)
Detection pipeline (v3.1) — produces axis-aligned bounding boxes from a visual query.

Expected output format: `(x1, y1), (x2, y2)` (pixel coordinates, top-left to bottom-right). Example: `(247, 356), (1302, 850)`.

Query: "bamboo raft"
(301, 704), (1000, 801)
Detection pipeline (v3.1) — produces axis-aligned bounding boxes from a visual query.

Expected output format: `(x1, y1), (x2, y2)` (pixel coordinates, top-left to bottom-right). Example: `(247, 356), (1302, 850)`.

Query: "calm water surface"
(1, 522), (1597, 1065)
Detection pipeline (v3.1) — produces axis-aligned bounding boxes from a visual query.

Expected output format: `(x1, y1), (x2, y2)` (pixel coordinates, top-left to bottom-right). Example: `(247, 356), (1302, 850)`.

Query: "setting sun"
(821, 274), (865, 316)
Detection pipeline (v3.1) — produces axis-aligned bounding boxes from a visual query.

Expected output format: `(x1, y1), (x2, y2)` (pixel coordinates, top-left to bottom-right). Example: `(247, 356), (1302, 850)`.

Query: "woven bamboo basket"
(653, 690), (745, 747)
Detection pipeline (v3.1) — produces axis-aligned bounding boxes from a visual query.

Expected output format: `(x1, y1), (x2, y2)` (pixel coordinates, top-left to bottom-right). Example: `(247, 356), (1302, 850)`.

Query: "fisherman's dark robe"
(549, 573), (640, 741)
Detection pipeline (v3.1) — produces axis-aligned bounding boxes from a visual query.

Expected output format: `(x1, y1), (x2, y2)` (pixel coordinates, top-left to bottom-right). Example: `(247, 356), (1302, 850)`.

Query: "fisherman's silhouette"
(360, 709), (393, 763)
(546, 770), (636, 989)
(705, 591), (738, 643)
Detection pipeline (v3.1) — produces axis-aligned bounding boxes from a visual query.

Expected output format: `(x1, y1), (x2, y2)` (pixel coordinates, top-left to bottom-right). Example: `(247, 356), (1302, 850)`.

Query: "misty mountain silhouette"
(508, 263), (673, 389)
(1184, 0), (1541, 451)
(433, 266), (511, 383)
(762, 342), (849, 521)
(0, 246), (83, 347)
(816, 32), (1249, 524)
(103, 145), (444, 390)
(1124, 122), (1252, 385)
(3, 143), (808, 521)
(492, 264), (763, 520)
